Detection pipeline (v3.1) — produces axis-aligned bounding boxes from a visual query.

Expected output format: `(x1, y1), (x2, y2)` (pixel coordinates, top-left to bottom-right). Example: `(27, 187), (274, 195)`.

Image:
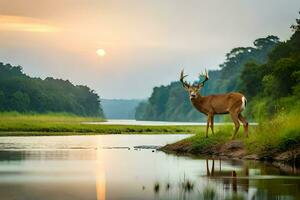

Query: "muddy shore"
(160, 139), (300, 165)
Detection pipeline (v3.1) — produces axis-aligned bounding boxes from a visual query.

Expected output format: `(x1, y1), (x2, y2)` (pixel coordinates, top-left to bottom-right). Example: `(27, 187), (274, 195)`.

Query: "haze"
(0, 0), (299, 99)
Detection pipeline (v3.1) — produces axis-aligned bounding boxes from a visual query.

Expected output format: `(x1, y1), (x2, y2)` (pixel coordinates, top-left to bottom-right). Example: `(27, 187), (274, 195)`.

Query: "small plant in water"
(181, 180), (194, 192)
(154, 182), (160, 193)
(165, 183), (171, 191)
(202, 186), (217, 200)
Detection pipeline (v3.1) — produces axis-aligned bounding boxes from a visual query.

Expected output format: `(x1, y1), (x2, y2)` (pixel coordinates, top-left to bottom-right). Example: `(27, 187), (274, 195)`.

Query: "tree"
(240, 62), (264, 98)
(254, 36), (279, 49)
(135, 36), (279, 121)
(0, 62), (104, 117)
(291, 11), (300, 32)
(0, 91), (5, 111)
(10, 91), (30, 112)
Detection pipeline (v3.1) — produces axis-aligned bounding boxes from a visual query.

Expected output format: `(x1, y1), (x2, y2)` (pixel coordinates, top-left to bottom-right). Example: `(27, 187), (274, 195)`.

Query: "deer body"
(180, 70), (248, 138)
(190, 92), (245, 115)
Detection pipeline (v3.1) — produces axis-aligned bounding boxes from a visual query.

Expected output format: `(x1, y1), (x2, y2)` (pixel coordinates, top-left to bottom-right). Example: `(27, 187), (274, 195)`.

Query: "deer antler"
(180, 69), (190, 89)
(198, 69), (209, 87)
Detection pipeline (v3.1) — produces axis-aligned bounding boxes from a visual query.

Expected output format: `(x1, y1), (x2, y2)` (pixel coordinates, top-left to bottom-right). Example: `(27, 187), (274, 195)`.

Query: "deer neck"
(190, 95), (208, 114)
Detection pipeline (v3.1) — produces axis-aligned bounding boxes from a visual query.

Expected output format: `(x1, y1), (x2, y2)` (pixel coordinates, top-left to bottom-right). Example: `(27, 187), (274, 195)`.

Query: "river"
(0, 134), (298, 200)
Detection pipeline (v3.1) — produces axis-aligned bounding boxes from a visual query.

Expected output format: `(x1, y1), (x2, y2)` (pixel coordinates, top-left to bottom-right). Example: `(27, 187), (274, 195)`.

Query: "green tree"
(240, 62), (264, 98)
(0, 62), (104, 117)
(135, 36), (278, 121)
(0, 91), (5, 111)
(10, 91), (30, 112)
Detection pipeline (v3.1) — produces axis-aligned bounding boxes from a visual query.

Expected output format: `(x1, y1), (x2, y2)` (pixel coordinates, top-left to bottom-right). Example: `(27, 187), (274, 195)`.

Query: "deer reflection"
(231, 170), (237, 193)
(206, 159), (222, 177)
(205, 159), (249, 194)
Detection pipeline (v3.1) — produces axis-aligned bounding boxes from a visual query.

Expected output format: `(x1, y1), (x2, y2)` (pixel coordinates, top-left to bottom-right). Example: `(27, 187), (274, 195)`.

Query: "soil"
(160, 139), (300, 165)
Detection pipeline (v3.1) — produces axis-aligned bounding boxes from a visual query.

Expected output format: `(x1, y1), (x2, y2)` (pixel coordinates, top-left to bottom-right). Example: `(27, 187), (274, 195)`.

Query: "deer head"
(180, 69), (209, 100)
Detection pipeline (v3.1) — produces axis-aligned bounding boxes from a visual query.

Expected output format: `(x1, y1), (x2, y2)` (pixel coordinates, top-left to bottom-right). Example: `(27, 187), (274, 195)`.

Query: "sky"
(0, 0), (299, 99)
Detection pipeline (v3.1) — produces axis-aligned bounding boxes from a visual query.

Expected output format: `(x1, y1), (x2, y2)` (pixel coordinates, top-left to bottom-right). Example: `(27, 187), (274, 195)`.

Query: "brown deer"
(180, 69), (248, 139)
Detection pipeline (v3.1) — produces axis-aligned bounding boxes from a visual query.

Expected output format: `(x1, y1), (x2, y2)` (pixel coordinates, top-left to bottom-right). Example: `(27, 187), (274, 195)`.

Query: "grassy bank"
(161, 111), (300, 163)
(0, 112), (199, 136)
(161, 125), (246, 155)
(245, 110), (300, 158)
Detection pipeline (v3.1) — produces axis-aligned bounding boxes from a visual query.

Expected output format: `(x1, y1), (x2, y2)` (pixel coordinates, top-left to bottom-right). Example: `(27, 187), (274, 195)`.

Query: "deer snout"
(190, 93), (197, 99)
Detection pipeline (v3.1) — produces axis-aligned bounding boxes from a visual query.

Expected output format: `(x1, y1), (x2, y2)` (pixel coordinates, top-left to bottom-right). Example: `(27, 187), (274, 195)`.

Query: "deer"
(180, 69), (248, 139)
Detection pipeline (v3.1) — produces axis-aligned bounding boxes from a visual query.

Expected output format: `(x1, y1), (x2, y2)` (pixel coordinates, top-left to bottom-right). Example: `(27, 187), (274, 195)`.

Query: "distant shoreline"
(0, 113), (201, 136)
(83, 119), (258, 126)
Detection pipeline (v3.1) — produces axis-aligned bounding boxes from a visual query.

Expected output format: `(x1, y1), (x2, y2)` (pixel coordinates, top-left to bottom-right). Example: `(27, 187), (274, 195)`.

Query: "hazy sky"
(0, 0), (299, 99)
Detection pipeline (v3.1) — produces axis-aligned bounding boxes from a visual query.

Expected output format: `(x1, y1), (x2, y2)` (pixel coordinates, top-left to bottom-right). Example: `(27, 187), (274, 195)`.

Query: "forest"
(101, 99), (142, 119)
(135, 14), (300, 122)
(0, 63), (104, 117)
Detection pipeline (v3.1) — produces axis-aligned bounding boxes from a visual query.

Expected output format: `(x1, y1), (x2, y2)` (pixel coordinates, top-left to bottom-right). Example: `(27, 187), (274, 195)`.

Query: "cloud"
(0, 15), (60, 33)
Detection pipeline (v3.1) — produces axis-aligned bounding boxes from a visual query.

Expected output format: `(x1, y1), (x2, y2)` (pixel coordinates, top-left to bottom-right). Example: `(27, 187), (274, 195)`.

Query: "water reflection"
(204, 159), (249, 199)
(0, 135), (298, 200)
(203, 159), (300, 200)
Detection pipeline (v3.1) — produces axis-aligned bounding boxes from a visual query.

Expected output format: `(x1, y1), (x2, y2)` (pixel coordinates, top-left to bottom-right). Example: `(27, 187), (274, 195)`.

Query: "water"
(0, 135), (298, 200)
(83, 119), (258, 126)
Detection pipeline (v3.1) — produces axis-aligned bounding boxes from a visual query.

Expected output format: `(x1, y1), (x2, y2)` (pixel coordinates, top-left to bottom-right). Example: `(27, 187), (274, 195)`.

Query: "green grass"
(245, 110), (300, 156)
(163, 109), (300, 159)
(188, 126), (234, 153)
(2, 111), (299, 159)
(0, 112), (199, 136)
(161, 125), (250, 154)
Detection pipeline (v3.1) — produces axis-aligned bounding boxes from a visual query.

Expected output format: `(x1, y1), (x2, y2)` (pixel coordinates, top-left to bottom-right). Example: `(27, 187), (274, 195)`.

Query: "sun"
(96, 49), (106, 57)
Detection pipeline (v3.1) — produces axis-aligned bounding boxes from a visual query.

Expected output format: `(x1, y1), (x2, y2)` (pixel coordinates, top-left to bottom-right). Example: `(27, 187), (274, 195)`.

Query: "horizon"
(1, 0), (300, 99)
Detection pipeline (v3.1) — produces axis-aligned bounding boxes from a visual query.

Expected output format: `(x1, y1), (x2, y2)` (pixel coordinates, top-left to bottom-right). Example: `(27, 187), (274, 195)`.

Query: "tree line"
(0, 63), (104, 117)
(135, 13), (300, 122)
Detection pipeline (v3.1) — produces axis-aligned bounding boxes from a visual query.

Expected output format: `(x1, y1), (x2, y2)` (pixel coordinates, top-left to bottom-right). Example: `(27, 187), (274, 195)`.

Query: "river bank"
(161, 137), (300, 164)
(161, 110), (300, 165)
(160, 130), (300, 165)
(0, 112), (201, 136)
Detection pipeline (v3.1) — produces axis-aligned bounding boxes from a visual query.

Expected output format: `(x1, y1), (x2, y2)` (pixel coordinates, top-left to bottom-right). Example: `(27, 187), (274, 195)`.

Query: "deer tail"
(241, 96), (247, 111)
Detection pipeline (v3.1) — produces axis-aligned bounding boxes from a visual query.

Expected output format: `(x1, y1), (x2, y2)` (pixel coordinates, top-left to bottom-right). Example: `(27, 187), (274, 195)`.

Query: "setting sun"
(96, 49), (106, 57)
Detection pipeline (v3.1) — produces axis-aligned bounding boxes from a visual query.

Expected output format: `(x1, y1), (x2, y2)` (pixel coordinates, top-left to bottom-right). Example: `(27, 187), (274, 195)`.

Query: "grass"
(162, 109), (300, 162)
(1, 111), (299, 160)
(0, 112), (199, 136)
(161, 124), (249, 154)
(245, 110), (300, 156)
(189, 125), (235, 153)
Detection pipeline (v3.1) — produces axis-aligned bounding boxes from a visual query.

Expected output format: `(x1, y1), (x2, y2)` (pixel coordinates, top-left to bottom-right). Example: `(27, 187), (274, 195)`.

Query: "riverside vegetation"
(0, 112), (199, 136)
(161, 109), (300, 163)
(160, 13), (300, 164)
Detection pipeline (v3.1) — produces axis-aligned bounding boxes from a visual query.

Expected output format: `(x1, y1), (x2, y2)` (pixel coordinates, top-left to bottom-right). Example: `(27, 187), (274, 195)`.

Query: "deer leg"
(210, 115), (214, 135)
(206, 159), (210, 176)
(211, 159), (215, 176)
(206, 115), (210, 138)
(230, 113), (240, 139)
(238, 114), (249, 138)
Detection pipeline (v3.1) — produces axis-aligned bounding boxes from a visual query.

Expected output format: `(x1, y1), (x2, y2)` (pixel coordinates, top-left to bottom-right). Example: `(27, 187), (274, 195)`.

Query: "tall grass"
(183, 109), (300, 156)
(245, 110), (300, 155)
